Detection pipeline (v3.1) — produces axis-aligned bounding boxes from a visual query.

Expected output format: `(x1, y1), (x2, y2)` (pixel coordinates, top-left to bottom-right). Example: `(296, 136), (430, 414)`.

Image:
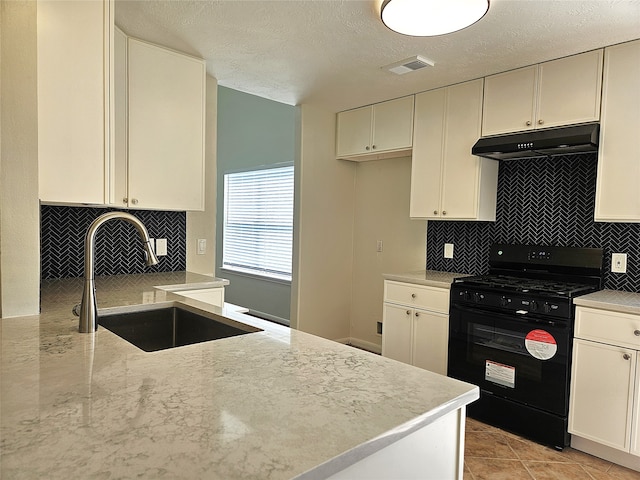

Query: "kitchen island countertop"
(1, 272), (478, 479)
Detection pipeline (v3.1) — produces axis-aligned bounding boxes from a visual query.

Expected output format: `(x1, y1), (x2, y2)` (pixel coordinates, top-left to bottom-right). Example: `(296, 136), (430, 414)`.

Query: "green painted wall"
(216, 86), (297, 323)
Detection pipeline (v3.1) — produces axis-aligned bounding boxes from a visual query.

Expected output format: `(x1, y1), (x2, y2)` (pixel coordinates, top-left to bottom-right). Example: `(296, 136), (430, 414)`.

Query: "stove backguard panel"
(426, 152), (639, 292)
(41, 205), (186, 279)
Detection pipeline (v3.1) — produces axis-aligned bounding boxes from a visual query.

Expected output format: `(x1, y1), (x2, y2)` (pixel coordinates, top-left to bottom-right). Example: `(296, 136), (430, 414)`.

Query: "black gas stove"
(448, 244), (603, 449)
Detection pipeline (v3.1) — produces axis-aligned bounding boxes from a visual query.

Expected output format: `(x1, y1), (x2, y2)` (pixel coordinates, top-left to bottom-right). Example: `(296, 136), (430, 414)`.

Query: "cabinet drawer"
(575, 306), (640, 349)
(383, 281), (449, 313)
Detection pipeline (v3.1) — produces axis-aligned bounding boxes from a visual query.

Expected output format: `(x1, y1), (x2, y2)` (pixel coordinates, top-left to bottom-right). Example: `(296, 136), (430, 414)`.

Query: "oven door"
(448, 303), (572, 416)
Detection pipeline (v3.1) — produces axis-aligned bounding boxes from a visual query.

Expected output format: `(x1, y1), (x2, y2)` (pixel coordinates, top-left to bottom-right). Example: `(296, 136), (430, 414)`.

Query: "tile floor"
(464, 417), (640, 480)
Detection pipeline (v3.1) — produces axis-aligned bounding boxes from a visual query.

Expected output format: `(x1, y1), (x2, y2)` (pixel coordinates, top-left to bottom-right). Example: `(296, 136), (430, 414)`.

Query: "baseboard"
(571, 435), (640, 472)
(345, 337), (382, 355)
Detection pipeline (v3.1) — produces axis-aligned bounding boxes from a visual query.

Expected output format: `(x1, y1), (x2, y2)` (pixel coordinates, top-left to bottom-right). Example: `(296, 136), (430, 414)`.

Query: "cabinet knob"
(433, 210), (438, 215)
(634, 330), (640, 336)
(131, 198), (139, 205)
(442, 211), (447, 216)
(365, 146), (370, 151)
(406, 310), (411, 315)
(538, 119), (544, 125)
(624, 353), (632, 360)
(372, 145), (376, 150)
(526, 121), (532, 126)
(415, 312), (420, 317)
(411, 293), (416, 299)
(123, 197), (128, 204)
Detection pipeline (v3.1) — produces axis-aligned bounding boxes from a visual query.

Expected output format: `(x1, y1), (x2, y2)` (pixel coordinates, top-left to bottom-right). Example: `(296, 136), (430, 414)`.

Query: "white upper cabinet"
(126, 38), (206, 211)
(594, 40), (640, 222)
(336, 96), (414, 161)
(37, 0), (113, 205)
(482, 50), (603, 136)
(410, 79), (498, 221)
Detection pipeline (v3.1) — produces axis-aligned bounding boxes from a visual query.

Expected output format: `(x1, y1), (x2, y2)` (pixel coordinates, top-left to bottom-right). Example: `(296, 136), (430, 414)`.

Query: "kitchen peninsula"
(1, 272), (478, 479)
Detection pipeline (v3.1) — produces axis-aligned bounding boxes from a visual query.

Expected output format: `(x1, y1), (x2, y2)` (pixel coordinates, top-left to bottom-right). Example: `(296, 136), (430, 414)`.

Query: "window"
(223, 165), (294, 282)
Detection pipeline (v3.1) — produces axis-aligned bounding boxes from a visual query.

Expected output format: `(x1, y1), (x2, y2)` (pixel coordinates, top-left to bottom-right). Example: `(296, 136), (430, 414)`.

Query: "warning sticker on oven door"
(525, 329), (558, 360)
(485, 360), (515, 388)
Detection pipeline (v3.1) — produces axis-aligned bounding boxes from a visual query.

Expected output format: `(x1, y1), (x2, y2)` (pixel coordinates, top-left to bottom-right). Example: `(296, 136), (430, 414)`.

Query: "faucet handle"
(72, 304), (81, 317)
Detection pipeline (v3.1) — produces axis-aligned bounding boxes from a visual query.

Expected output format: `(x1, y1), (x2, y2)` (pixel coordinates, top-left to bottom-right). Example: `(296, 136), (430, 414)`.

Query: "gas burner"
(457, 275), (598, 298)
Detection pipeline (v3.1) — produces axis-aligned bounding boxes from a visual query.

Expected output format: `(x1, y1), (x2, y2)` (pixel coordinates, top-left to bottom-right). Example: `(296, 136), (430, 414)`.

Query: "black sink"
(98, 307), (261, 352)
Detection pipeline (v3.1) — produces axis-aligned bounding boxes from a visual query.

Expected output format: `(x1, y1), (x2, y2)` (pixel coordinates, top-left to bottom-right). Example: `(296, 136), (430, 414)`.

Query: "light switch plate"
(197, 238), (207, 255)
(612, 253), (627, 273)
(444, 243), (454, 259)
(156, 238), (168, 257)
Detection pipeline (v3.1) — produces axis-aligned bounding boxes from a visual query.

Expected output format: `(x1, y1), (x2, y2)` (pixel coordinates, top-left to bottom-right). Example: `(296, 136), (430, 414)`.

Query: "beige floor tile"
(559, 448), (613, 473)
(465, 458), (535, 480)
(606, 463), (640, 480)
(465, 430), (518, 459)
(524, 461), (592, 480)
(507, 436), (571, 463)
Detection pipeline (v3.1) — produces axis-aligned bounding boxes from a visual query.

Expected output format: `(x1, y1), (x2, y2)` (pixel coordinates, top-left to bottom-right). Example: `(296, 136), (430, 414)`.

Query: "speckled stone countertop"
(574, 289), (640, 315)
(383, 270), (469, 288)
(1, 272), (478, 479)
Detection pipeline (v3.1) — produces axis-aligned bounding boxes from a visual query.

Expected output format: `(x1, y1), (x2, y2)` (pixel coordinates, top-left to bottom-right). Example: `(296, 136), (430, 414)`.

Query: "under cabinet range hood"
(472, 123), (600, 161)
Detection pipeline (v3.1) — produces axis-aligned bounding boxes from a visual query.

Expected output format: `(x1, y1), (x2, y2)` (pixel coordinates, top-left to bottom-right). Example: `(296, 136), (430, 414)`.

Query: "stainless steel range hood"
(472, 123), (599, 160)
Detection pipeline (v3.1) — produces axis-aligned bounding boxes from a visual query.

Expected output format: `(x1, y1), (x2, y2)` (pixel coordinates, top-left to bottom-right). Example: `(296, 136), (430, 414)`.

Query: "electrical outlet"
(376, 240), (383, 253)
(612, 253), (627, 273)
(444, 243), (454, 259)
(156, 238), (168, 257)
(197, 238), (207, 255)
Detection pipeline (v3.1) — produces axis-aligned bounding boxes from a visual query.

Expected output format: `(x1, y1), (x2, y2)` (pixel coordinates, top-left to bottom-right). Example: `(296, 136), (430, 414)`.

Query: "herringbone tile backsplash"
(426, 153), (640, 291)
(41, 206), (186, 279)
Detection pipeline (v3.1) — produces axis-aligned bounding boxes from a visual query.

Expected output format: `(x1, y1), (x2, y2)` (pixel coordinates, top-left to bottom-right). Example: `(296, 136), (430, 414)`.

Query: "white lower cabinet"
(569, 306), (640, 455)
(382, 281), (449, 375)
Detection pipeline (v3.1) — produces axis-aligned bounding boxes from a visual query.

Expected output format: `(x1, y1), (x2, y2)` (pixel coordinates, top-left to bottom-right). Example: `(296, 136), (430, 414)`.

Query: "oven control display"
(525, 329), (558, 360)
(528, 249), (552, 261)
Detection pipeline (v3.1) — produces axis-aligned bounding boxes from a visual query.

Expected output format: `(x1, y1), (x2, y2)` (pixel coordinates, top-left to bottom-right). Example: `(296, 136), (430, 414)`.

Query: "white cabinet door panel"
(382, 303), (413, 364)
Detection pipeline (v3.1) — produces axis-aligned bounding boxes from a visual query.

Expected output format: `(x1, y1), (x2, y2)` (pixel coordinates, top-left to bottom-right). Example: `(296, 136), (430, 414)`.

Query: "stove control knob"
(461, 290), (471, 301)
(473, 292), (484, 303)
(543, 302), (552, 313)
(530, 300), (538, 312)
(500, 296), (509, 307)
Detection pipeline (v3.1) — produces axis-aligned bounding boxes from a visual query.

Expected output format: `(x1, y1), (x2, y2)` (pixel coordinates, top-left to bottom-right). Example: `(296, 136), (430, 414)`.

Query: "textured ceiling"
(115, 0), (640, 112)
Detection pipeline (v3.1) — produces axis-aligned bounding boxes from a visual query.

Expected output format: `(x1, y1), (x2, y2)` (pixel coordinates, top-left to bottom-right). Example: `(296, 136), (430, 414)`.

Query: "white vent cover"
(383, 55), (434, 75)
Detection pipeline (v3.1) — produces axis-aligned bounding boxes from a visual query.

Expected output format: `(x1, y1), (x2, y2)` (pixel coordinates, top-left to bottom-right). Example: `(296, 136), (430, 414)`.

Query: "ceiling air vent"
(383, 55), (434, 75)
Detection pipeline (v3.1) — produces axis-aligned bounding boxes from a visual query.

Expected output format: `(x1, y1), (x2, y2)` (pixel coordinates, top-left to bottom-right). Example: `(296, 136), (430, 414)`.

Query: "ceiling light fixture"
(381, 0), (490, 37)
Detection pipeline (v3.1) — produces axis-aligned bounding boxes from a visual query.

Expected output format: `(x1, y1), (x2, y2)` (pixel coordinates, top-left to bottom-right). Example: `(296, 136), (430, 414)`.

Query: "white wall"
(349, 157), (427, 351)
(0, 1), (40, 317)
(292, 104), (355, 340)
(186, 75), (218, 276)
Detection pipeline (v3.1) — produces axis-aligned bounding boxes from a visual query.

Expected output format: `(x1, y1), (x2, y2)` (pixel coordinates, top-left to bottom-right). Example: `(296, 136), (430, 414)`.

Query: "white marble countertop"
(574, 289), (640, 315)
(1, 272), (478, 479)
(383, 270), (469, 288)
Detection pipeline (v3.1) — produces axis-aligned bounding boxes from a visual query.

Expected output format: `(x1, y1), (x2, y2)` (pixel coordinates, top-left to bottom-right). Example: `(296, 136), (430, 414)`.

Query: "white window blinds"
(223, 165), (294, 281)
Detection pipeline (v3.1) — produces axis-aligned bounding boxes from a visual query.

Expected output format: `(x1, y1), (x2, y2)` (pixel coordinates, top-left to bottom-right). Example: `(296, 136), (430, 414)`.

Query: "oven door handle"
(450, 303), (560, 328)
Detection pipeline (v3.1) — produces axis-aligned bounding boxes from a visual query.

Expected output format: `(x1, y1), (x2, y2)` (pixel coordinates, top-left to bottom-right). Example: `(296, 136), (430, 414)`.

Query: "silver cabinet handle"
(538, 119), (544, 125)
(372, 145), (376, 150)
(634, 330), (640, 336)
(526, 121), (532, 126)
(131, 198), (139, 205)
(411, 293), (416, 299)
(624, 353), (632, 360)
(433, 210), (438, 215)
(123, 197), (128, 204)
(365, 146), (370, 151)
(442, 211), (447, 215)
(415, 312), (420, 317)
(406, 310), (411, 315)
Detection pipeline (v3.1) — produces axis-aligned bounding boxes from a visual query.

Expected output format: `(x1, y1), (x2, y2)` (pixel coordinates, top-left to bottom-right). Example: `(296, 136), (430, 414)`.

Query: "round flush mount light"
(381, 0), (490, 37)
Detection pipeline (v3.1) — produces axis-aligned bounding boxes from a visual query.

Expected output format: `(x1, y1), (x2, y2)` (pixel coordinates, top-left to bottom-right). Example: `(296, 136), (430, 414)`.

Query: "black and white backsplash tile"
(41, 205), (186, 279)
(426, 153), (640, 292)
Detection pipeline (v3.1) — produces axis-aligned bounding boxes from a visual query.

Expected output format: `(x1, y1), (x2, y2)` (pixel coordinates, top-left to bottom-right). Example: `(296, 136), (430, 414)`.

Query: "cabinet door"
(372, 96), (414, 152)
(441, 79), (487, 220)
(412, 309), (449, 375)
(336, 106), (372, 157)
(112, 26), (128, 207)
(410, 88), (446, 218)
(537, 50), (603, 129)
(382, 303), (413, 364)
(595, 40), (640, 222)
(482, 65), (537, 136)
(37, 0), (113, 205)
(128, 38), (206, 211)
(569, 339), (636, 452)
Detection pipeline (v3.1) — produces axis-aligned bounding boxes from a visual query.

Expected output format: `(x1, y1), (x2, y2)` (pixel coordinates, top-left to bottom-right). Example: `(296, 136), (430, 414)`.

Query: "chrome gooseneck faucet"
(74, 212), (159, 333)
